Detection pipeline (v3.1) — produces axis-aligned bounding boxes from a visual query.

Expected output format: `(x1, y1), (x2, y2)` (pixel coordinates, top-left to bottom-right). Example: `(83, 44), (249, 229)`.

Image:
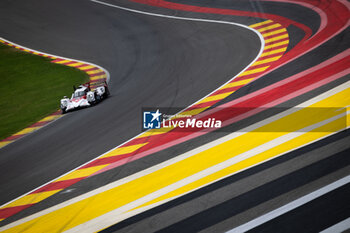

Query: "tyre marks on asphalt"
(0, 39), (108, 149)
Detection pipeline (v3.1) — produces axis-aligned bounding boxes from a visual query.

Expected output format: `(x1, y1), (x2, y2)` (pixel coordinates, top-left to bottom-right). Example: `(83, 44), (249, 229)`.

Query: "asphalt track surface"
(0, 0), (260, 203)
(0, 0), (349, 232)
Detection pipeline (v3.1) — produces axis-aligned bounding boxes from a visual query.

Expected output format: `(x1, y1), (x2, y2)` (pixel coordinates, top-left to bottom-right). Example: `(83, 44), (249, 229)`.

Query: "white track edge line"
(320, 217), (350, 233)
(89, 0), (265, 116)
(226, 175), (350, 233)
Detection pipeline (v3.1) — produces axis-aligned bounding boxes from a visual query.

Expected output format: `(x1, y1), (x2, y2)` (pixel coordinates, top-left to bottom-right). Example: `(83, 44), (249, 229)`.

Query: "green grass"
(0, 43), (89, 140)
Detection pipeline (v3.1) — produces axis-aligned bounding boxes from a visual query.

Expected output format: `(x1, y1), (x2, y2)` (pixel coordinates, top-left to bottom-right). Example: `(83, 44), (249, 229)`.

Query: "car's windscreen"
(73, 91), (85, 98)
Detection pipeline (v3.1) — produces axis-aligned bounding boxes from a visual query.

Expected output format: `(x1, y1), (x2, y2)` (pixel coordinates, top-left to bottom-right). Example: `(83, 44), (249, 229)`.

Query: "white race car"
(60, 82), (109, 114)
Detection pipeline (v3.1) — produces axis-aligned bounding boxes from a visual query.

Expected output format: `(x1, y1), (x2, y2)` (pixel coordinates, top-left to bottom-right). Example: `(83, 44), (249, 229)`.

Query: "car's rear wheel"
(104, 86), (110, 98)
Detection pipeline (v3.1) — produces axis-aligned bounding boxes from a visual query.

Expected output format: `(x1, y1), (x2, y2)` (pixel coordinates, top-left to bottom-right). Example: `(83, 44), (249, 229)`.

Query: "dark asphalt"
(248, 184), (350, 233)
(0, 0), (349, 232)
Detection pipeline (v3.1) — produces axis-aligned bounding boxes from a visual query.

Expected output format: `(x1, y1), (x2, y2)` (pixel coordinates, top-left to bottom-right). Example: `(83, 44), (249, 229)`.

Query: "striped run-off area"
(0, 39), (108, 149)
(0, 111), (61, 148)
(2, 78), (349, 233)
(50, 58), (108, 89)
(0, 20), (289, 222)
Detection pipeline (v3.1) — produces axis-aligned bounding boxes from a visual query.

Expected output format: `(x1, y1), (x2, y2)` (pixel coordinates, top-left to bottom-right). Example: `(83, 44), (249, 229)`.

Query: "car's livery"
(60, 82), (109, 114)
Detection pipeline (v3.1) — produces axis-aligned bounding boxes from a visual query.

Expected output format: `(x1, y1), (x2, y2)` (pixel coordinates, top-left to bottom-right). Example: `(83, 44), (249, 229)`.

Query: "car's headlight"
(87, 92), (95, 101)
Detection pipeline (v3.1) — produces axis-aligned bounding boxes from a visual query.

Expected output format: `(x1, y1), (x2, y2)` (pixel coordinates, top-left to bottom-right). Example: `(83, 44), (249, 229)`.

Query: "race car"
(60, 81), (109, 114)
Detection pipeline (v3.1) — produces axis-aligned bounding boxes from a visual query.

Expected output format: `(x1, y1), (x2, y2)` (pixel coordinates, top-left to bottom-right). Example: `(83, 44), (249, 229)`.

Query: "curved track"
(0, 0), (259, 203)
(0, 0), (349, 232)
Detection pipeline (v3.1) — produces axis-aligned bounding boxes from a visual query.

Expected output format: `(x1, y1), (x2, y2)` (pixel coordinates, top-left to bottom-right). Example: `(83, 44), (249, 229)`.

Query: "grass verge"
(0, 43), (89, 140)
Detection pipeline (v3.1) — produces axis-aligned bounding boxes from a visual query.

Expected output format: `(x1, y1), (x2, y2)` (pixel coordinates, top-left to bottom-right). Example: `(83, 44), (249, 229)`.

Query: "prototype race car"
(60, 81), (109, 114)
